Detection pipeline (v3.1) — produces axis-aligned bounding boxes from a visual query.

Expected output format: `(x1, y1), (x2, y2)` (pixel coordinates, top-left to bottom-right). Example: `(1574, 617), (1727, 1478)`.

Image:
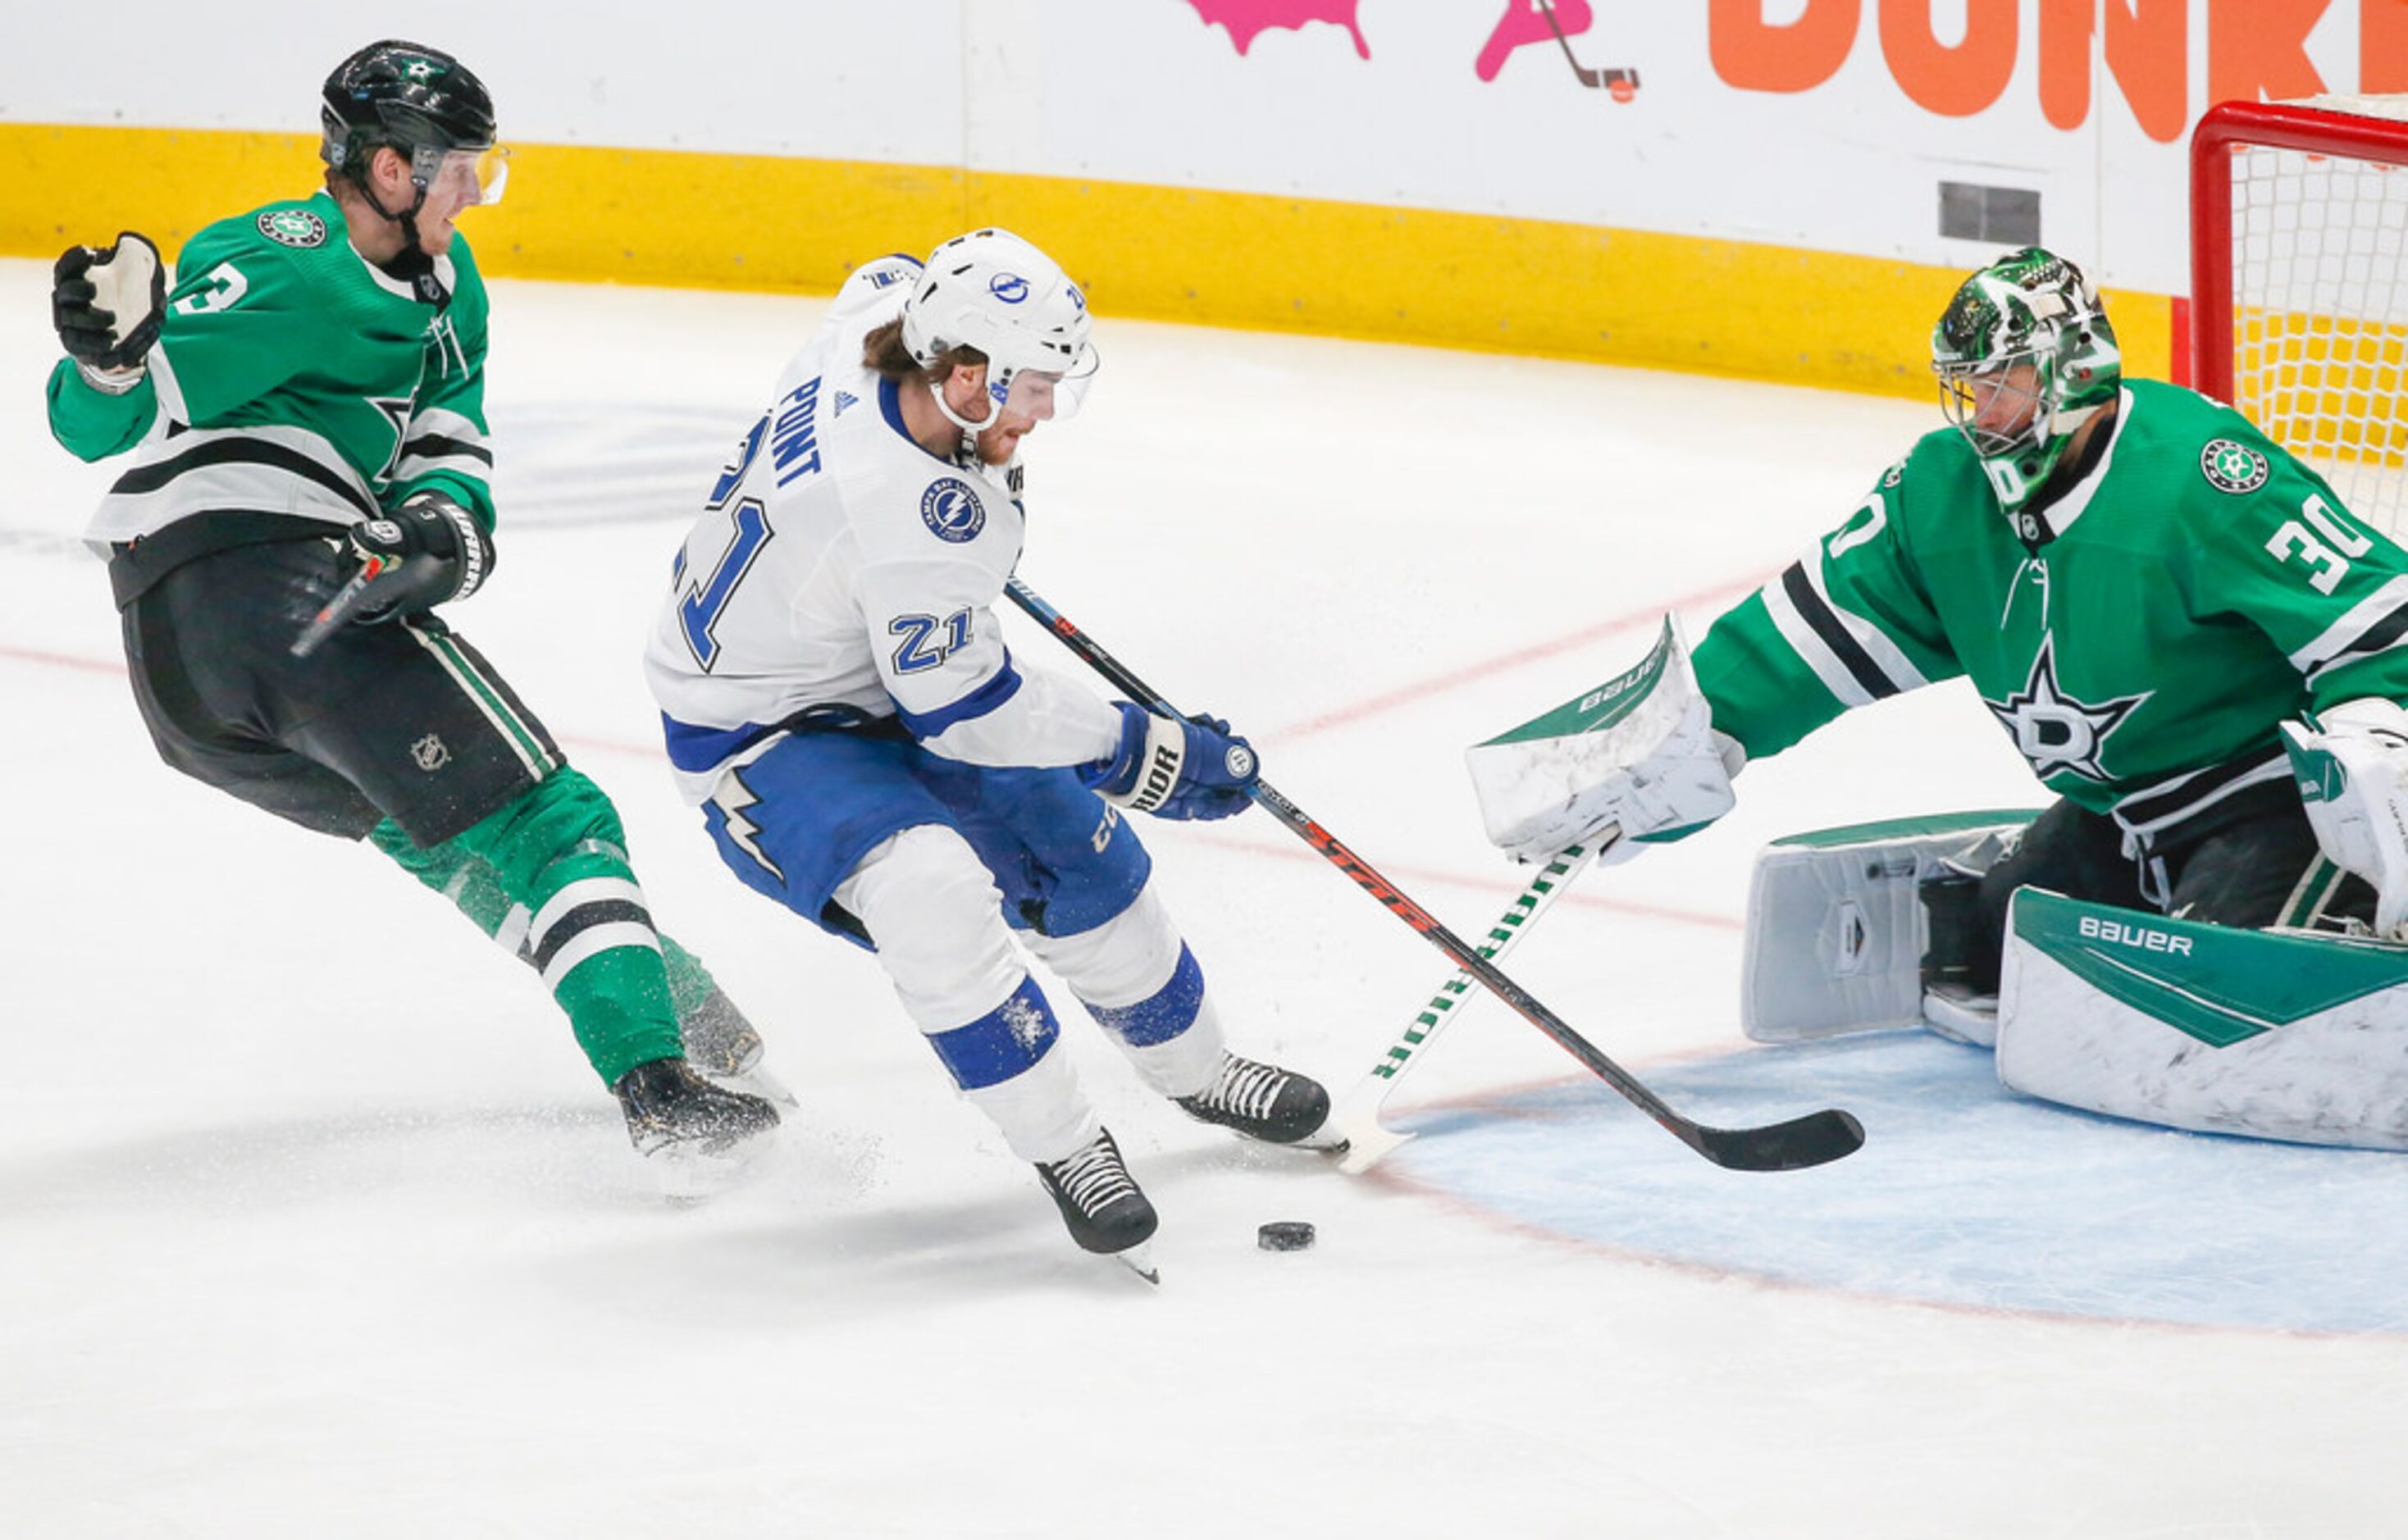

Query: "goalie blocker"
(1740, 813), (2408, 1150)
(1466, 616), (1740, 863)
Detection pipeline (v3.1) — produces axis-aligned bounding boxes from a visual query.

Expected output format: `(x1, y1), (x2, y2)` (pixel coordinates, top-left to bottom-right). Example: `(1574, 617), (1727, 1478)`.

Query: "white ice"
(5, 262), (2402, 1538)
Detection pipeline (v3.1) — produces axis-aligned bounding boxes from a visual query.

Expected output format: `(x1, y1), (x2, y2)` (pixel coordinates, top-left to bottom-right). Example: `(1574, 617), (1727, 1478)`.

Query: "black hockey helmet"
(320, 40), (498, 186)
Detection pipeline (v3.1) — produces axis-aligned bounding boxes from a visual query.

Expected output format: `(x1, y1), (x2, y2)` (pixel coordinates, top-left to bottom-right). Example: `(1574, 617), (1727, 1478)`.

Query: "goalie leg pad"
(1997, 887), (2408, 1150)
(1739, 811), (2036, 1044)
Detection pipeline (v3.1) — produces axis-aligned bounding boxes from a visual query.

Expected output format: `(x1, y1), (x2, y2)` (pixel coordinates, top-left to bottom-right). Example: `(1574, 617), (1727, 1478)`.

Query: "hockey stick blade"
(1004, 576), (1868, 1174)
(1687, 1106), (1864, 1173)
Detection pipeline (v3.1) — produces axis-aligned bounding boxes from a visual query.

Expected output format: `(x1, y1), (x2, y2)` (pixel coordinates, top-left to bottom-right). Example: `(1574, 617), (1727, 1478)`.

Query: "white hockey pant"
(833, 826), (1221, 1162)
(1024, 884), (1225, 1100)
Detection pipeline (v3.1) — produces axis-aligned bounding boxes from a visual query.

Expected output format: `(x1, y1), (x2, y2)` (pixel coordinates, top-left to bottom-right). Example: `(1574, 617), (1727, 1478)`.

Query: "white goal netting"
(2223, 94), (2408, 537)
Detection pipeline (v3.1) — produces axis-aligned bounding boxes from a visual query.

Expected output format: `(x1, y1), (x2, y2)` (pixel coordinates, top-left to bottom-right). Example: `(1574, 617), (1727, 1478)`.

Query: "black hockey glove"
(53, 233), (165, 376)
(345, 494), (495, 625)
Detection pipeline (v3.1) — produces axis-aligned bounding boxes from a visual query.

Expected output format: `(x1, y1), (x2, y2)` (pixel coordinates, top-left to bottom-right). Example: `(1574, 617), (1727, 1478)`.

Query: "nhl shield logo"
(257, 209), (328, 248)
(2200, 439), (2269, 495)
(919, 478), (986, 544)
(411, 733), (451, 772)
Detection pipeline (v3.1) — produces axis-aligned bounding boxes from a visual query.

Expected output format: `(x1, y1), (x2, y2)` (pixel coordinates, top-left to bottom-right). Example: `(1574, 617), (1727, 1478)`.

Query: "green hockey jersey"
(46, 190), (494, 543)
(1692, 379), (2408, 846)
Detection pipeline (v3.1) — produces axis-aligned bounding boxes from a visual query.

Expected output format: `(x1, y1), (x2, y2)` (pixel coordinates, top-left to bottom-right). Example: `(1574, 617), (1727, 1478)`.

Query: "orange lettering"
(2106, 1), (2187, 143)
(1880, 0), (2018, 117)
(2207, 0), (2327, 107)
(1708, 0), (1861, 93)
(2368, 0), (2408, 93)
(2037, 0), (2091, 131)
(2042, 1), (2191, 141)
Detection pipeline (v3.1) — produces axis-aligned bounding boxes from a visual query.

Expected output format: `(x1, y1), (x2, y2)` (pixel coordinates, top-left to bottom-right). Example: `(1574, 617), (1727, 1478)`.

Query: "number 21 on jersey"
(890, 609), (974, 673)
(677, 498), (772, 670)
(676, 417), (773, 670)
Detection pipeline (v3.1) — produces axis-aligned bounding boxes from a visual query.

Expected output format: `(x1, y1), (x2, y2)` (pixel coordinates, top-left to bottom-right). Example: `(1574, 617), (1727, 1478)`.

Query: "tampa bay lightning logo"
(920, 478), (986, 544)
(988, 272), (1029, 304)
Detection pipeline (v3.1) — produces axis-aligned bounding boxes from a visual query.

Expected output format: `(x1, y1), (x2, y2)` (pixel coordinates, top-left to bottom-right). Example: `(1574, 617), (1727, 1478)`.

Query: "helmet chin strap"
(928, 378), (997, 458)
(351, 167), (435, 275)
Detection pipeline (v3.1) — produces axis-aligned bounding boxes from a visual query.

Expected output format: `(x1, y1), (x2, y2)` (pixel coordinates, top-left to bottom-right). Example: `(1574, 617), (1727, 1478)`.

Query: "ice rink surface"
(5, 259), (2404, 1538)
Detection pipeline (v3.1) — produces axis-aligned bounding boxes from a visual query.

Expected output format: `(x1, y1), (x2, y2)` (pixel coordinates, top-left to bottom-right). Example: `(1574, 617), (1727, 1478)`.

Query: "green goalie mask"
(1931, 247), (2120, 515)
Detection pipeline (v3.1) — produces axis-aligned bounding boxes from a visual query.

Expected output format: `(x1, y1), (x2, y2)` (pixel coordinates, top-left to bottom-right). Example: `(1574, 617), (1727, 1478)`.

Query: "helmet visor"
(992, 344), (1100, 423)
(421, 144), (510, 206)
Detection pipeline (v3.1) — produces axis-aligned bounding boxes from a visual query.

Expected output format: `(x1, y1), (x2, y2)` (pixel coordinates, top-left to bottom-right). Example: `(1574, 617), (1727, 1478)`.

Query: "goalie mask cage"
(2191, 95), (2408, 538)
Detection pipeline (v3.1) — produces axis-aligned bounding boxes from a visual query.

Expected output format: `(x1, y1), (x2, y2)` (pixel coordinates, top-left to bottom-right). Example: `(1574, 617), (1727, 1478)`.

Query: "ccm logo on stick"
(2078, 914), (2194, 955)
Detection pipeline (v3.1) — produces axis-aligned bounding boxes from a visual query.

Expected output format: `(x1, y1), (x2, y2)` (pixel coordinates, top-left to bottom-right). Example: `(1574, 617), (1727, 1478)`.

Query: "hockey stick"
(1329, 836), (1603, 1173)
(1005, 576), (1864, 1173)
(289, 556), (389, 658)
(1532, 0), (1641, 95)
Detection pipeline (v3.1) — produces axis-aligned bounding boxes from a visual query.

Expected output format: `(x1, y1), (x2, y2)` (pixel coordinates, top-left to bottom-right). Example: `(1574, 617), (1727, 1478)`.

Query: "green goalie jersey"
(1691, 378), (2408, 845)
(46, 190), (494, 544)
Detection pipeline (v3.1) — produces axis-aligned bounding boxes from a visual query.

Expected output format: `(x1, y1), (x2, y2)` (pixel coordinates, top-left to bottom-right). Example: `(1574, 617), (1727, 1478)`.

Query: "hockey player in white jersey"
(645, 229), (1329, 1271)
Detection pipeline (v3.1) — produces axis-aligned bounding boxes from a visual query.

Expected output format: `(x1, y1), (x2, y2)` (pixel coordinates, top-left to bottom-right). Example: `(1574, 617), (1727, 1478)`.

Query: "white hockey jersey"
(644, 255), (1124, 804)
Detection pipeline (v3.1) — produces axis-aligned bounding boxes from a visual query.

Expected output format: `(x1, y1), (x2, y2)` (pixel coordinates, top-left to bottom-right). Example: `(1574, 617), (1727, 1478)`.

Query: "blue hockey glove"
(1088, 703), (1259, 821)
(346, 494), (495, 625)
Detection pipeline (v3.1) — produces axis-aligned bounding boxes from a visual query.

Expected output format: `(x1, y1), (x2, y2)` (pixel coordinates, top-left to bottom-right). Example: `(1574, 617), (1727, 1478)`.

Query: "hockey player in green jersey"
(43, 39), (779, 1194)
(1475, 247), (2408, 1036)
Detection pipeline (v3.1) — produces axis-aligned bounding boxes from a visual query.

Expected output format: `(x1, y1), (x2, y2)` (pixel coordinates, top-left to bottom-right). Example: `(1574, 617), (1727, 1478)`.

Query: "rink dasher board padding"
(2000, 888), (2408, 1151)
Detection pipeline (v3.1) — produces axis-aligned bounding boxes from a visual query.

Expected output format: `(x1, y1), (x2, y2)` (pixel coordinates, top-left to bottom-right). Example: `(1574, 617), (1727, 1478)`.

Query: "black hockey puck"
(1257, 1221), (1315, 1252)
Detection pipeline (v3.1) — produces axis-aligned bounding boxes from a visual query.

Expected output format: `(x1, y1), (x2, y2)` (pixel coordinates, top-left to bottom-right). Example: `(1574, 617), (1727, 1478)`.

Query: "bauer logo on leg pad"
(2000, 887), (2408, 1149)
(2009, 889), (2408, 1048)
(2074, 914), (2192, 956)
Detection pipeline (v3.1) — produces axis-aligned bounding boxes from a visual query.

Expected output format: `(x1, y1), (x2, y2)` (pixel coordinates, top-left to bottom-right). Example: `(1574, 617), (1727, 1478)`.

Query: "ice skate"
(612, 1055), (782, 1201)
(1174, 1052), (1331, 1145)
(1035, 1128), (1159, 1280)
(677, 983), (764, 1077)
(675, 983), (795, 1106)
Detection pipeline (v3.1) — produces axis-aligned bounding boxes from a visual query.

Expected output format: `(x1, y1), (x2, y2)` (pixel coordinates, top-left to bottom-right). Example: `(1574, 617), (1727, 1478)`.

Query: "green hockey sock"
(380, 769), (683, 1086)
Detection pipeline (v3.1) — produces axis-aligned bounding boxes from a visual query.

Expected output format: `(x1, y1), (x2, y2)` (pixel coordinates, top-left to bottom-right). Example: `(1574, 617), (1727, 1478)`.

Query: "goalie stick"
(1006, 576), (1865, 1173)
(1329, 836), (1605, 1173)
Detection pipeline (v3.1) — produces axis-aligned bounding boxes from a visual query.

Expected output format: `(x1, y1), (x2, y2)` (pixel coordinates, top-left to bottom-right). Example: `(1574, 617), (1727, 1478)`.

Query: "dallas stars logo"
(2200, 438), (2269, 494)
(1983, 639), (2150, 782)
(256, 209), (327, 248)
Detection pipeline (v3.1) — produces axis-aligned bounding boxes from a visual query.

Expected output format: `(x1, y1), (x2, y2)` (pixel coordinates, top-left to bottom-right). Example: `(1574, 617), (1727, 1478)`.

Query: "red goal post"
(2191, 96), (2408, 536)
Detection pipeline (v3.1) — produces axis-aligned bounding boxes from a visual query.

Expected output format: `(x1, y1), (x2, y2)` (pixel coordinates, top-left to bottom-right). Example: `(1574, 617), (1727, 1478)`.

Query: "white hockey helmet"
(901, 228), (1097, 424)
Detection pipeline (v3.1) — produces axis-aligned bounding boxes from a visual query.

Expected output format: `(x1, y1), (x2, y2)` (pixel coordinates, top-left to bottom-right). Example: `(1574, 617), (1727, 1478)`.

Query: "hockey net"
(2191, 95), (2408, 540)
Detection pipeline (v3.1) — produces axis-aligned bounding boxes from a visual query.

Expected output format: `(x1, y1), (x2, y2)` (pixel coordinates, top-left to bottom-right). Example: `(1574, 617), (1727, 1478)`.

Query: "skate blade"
(642, 1131), (776, 1204)
(1112, 1242), (1161, 1286)
(706, 1061), (799, 1109)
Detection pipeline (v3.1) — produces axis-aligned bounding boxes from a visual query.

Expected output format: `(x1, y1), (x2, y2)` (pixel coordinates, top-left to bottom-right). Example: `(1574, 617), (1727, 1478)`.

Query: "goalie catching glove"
(52, 233), (164, 391)
(1087, 703), (1257, 821)
(1466, 616), (1740, 863)
(2283, 697), (2408, 936)
(344, 494), (495, 625)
